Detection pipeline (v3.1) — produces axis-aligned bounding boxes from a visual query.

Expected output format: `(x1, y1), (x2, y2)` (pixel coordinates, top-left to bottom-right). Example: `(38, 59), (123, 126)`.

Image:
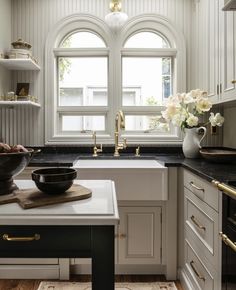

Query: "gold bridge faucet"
(114, 110), (127, 157)
(92, 131), (103, 157)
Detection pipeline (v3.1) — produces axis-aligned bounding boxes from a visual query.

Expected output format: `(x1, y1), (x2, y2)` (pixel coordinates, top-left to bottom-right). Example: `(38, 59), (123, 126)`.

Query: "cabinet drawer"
(185, 239), (215, 290)
(183, 170), (219, 211)
(0, 226), (91, 258)
(185, 188), (219, 266)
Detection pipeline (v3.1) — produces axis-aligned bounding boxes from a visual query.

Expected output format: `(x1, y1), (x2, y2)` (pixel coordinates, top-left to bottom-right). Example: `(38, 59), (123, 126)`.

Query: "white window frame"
(45, 14), (186, 144)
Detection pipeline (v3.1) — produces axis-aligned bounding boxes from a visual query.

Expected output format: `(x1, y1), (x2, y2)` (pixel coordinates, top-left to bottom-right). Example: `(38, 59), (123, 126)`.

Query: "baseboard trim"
(71, 264), (165, 275)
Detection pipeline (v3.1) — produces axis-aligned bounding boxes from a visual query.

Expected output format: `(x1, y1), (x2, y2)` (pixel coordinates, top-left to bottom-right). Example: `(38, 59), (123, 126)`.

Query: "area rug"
(37, 281), (177, 290)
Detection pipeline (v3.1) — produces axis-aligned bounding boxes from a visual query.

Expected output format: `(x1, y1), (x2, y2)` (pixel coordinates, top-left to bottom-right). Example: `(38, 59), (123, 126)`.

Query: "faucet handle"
(97, 143), (103, 153)
(92, 131), (103, 157)
(123, 138), (127, 149)
(135, 146), (140, 157)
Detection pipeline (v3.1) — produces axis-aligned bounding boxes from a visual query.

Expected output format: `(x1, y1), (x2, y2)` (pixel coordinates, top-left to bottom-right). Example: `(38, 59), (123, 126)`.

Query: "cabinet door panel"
(118, 207), (161, 265)
(220, 0), (236, 101)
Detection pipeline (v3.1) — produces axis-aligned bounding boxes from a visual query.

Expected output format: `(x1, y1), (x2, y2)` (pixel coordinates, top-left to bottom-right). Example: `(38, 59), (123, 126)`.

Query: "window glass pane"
(58, 57), (108, 106)
(125, 115), (169, 132)
(62, 115), (105, 131)
(60, 31), (106, 48)
(122, 57), (172, 106)
(124, 32), (169, 48)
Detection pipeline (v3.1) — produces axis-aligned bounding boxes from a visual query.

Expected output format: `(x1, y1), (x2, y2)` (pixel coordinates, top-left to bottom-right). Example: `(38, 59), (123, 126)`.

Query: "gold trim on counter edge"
(2, 233), (40, 242)
(212, 180), (236, 199)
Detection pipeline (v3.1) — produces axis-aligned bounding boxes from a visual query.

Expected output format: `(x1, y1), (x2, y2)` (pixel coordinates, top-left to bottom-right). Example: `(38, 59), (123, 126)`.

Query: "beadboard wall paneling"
(0, 0), (11, 142)
(0, 0), (11, 117)
(0, 0), (220, 146)
(223, 105), (236, 148)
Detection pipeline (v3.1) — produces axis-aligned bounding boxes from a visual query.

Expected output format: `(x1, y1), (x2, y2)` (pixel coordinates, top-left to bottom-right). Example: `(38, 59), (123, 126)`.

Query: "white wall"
(0, 0), (11, 142)
(0, 0), (11, 94)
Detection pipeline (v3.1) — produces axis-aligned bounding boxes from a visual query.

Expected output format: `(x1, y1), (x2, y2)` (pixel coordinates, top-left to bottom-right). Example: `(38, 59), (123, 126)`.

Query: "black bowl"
(31, 167), (77, 194)
(0, 149), (34, 195)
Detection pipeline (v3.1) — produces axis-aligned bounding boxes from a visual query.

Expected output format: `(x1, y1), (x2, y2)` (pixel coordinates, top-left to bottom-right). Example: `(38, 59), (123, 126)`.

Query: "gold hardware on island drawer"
(2, 233), (40, 242)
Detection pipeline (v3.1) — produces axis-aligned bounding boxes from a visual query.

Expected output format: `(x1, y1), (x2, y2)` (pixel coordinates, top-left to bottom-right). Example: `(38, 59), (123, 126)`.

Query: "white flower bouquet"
(161, 89), (224, 131)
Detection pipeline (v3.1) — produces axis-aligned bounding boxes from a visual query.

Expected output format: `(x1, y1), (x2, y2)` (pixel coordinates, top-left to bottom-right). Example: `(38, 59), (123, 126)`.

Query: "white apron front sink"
(74, 158), (168, 201)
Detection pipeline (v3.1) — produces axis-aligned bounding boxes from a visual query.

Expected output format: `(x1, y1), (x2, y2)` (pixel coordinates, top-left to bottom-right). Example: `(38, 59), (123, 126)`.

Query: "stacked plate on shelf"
(8, 48), (32, 59)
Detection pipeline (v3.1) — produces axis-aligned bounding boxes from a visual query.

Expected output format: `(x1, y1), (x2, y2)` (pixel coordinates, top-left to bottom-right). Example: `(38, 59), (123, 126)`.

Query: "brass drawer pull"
(3, 234), (40, 242)
(231, 80), (236, 84)
(191, 215), (206, 231)
(190, 260), (205, 282)
(219, 232), (236, 252)
(189, 182), (205, 192)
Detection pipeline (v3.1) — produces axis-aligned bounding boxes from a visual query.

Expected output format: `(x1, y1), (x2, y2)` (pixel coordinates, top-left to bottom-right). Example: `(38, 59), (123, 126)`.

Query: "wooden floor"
(0, 275), (184, 290)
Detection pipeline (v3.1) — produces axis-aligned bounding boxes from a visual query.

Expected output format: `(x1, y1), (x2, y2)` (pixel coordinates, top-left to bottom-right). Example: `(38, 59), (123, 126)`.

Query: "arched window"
(45, 14), (185, 144)
(118, 16), (186, 143)
(60, 31), (106, 48)
(124, 31), (170, 48)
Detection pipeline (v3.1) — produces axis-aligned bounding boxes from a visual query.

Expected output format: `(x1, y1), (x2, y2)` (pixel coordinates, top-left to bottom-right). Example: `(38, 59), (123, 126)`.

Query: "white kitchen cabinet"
(179, 169), (221, 290)
(191, 0), (236, 104)
(219, 0), (236, 102)
(117, 206), (161, 265)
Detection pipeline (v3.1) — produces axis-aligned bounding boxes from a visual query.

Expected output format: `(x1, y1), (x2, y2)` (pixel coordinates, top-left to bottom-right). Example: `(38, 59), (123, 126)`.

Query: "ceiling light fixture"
(105, 0), (128, 31)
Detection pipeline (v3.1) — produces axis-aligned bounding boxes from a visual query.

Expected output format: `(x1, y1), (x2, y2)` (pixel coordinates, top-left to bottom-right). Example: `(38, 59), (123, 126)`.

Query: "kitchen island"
(0, 180), (119, 290)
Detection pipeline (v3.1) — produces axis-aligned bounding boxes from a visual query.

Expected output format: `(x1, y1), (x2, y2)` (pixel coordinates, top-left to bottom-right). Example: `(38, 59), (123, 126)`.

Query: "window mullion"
(57, 106), (109, 113)
(121, 48), (177, 57)
(54, 48), (109, 56)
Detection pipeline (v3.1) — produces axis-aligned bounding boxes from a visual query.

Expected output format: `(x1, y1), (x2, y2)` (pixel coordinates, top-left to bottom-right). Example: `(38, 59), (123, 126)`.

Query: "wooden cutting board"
(0, 184), (92, 209)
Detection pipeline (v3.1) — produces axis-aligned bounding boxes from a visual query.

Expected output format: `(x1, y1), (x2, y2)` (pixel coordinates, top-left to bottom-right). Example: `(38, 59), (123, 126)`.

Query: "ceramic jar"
(182, 126), (207, 158)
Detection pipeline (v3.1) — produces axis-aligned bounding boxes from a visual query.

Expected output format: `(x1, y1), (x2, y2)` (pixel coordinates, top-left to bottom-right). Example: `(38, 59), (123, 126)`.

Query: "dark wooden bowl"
(32, 167), (77, 194)
(200, 148), (236, 163)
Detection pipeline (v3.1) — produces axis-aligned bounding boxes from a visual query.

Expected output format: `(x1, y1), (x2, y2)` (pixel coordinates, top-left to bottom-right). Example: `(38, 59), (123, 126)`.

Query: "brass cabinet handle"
(3, 234), (40, 242)
(219, 232), (236, 252)
(231, 80), (236, 84)
(190, 215), (206, 231)
(190, 260), (205, 282)
(189, 181), (205, 192)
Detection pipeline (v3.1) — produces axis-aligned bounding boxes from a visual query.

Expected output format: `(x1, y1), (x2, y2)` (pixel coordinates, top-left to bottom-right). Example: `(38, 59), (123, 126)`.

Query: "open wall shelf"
(0, 101), (41, 108)
(0, 59), (40, 70)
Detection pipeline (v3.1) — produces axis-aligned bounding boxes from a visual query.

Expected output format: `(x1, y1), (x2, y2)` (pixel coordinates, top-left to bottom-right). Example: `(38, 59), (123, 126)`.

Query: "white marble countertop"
(0, 180), (119, 226)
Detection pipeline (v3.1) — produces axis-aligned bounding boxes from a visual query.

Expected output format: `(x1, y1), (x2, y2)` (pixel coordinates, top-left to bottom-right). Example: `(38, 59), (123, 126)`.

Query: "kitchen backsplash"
(223, 104), (236, 149)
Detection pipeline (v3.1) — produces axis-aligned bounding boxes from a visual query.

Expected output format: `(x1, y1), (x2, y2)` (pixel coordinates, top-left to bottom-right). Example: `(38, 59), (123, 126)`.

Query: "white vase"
(182, 127), (207, 158)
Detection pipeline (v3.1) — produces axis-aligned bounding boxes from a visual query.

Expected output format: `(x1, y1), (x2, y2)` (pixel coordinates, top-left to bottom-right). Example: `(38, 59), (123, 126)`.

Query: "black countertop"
(28, 149), (236, 185)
